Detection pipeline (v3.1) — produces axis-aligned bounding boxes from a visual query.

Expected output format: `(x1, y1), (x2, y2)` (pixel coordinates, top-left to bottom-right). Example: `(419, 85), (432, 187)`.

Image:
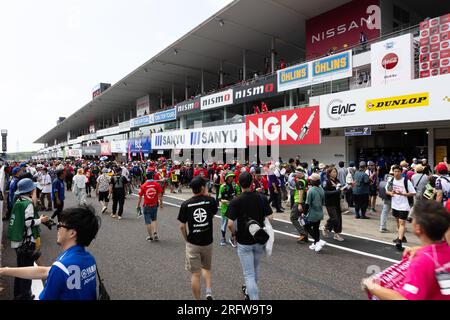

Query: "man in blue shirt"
(51, 169), (65, 222)
(0, 205), (100, 300)
(6, 167), (21, 220)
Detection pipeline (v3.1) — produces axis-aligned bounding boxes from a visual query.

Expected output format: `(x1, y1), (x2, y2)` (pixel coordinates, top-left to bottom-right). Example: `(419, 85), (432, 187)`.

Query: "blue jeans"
(380, 200), (391, 231)
(237, 243), (265, 300)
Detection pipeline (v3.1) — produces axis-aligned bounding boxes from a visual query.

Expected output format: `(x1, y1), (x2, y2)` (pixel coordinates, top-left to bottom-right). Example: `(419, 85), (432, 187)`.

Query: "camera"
(42, 218), (57, 230)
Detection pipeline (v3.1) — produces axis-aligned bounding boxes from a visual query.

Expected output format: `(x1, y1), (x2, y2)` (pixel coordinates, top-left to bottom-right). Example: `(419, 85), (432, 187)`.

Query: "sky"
(0, 0), (232, 152)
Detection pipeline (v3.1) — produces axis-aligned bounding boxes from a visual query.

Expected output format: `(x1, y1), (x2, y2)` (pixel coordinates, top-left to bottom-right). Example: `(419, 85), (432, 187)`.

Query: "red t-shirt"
(194, 168), (208, 177)
(139, 181), (163, 207)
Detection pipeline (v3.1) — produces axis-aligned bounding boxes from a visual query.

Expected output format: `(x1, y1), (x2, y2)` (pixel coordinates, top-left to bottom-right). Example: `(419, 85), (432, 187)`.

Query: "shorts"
(369, 184), (377, 196)
(392, 209), (409, 221)
(143, 205), (158, 225)
(185, 242), (212, 273)
(98, 191), (109, 202)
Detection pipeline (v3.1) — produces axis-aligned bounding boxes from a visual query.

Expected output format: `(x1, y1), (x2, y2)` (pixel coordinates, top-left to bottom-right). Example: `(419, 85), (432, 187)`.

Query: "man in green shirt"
(218, 172), (240, 247)
(290, 167), (309, 243)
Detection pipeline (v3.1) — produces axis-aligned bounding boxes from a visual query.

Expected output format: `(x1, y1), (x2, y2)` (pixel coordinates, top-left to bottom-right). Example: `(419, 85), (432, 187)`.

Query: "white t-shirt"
(73, 174), (88, 189)
(40, 174), (52, 193)
(387, 177), (416, 211)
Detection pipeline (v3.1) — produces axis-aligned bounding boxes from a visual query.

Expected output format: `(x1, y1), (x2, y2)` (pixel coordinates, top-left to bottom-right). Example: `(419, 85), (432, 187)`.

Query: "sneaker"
(206, 294), (213, 300)
(297, 235), (307, 243)
(309, 243), (316, 250)
(333, 234), (344, 242)
(395, 241), (403, 251)
(315, 240), (326, 252)
(321, 226), (330, 237)
(241, 285), (250, 300)
(220, 238), (227, 246)
(276, 210), (284, 213)
(146, 236), (153, 242)
(360, 216), (370, 219)
(379, 229), (388, 233)
(118, 216), (123, 220)
(355, 216), (361, 219)
(153, 234), (159, 241)
(110, 214), (117, 218)
(402, 236), (407, 243)
(228, 238), (237, 248)
(101, 207), (107, 214)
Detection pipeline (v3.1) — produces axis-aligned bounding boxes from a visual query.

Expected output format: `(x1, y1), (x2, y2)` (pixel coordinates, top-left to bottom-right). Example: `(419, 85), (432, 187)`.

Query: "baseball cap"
(436, 162), (448, 174)
(318, 163), (326, 170)
(12, 167), (21, 175)
(238, 171), (253, 188)
(190, 176), (208, 191)
(310, 173), (321, 181)
(367, 161), (375, 166)
(349, 161), (355, 167)
(295, 166), (306, 174)
(19, 162), (28, 168)
(359, 161), (367, 168)
(225, 172), (235, 180)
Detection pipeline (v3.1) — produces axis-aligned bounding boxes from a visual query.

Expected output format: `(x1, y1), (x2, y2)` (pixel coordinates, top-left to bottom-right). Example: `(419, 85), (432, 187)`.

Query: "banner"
(82, 145), (101, 156)
(136, 95), (150, 117)
(200, 89), (233, 111)
(319, 74), (450, 128)
(100, 142), (112, 156)
(233, 75), (277, 104)
(130, 108), (176, 128)
(305, 0), (380, 59)
(176, 98), (201, 116)
(68, 149), (82, 158)
(246, 107), (320, 146)
(371, 34), (414, 87)
(151, 123), (246, 150)
(110, 140), (128, 153)
(419, 13), (450, 77)
(277, 50), (352, 92)
(128, 137), (151, 153)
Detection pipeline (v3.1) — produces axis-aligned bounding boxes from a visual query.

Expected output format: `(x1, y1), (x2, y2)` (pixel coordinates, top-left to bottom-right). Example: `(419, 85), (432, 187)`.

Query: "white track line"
(161, 194), (403, 247)
(131, 194), (401, 263)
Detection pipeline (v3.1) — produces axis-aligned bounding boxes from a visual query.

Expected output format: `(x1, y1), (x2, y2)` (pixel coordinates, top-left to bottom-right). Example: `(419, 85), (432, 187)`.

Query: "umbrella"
(100, 156), (108, 161)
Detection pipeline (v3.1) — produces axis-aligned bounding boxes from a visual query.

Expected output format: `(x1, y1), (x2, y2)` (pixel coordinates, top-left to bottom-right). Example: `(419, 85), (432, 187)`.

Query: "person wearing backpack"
(226, 172), (273, 300)
(378, 166), (395, 233)
(411, 164), (428, 202)
(109, 167), (128, 220)
(1, 206), (100, 300)
(7, 178), (49, 300)
(385, 165), (416, 251)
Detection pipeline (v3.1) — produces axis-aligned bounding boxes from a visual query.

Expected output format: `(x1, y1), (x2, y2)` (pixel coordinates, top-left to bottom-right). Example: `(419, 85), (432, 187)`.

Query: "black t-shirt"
(178, 195), (217, 246)
(226, 192), (272, 245)
(110, 176), (128, 195)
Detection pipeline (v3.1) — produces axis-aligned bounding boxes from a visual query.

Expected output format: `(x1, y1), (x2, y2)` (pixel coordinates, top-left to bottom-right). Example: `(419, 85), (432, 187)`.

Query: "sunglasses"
(56, 223), (72, 230)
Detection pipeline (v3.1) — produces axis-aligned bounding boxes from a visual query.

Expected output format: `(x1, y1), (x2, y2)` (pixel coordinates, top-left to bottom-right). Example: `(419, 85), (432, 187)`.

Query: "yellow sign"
(436, 146), (447, 166)
(366, 93), (429, 112)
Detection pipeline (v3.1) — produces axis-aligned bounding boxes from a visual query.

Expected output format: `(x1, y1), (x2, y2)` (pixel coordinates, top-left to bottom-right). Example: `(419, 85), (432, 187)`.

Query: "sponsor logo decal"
(382, 53), (399, 70)
(366, 93), (429, 112)
(327, 99), (356, 120)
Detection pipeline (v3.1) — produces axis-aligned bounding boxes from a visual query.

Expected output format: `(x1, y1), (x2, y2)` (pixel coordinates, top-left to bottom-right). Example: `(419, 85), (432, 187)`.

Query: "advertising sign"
(100, 142), (112, 156)
(319, 74), (450, 128)
(176, 98), (201, 116)
(233, 75), (277, 103)
(68, 149), (82, 158)
(151, 123), (246, 150)
(420, 13), (450, 77)
(110, 140), (128, 153)
(128, 137), (151, 153)
(200, 89), (233, 111)
(82, 145), (101, 156)
(136, 95), (150, 117)
(277, 50), (352, 92)
(371, 34), (414, 86)
(151, 108), (176, 124)
(246, 107), (320, 146)
(344, 127), (371, 136)
(305, 0), (381, 58)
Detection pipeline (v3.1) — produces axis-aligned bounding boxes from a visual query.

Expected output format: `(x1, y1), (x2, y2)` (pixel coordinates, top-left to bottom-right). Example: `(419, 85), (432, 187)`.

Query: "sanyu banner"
(151, 123), (246, 150)
(233, 75), (277, 104)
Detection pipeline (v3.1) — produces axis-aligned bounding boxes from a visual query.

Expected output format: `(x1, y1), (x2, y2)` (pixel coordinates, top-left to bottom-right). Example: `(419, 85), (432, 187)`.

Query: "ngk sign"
(246, 107), (320, 146)
(371, 34), (414, 87)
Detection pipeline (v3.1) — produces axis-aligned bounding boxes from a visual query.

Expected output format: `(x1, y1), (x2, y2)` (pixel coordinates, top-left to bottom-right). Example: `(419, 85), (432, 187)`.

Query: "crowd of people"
(0, 154), (449, 300)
